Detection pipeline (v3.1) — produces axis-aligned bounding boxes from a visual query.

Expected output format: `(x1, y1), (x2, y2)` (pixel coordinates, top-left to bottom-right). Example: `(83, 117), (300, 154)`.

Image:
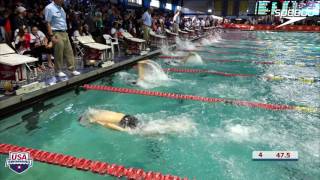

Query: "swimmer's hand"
(138, 60), (150, 64)
(182, 55), (191, 63)
(104, 123), (126, 131)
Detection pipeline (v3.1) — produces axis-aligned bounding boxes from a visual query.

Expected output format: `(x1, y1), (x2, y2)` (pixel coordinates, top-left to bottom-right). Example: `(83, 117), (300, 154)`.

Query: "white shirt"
(73, 30), (81, 37)
(30, 30), (46, 45)
(196, 19), (200, 27)
(142, 11), (152, 27)
(173, 12), (180, 23)
(201, 20), (205, 27)
(111, 27), (117, 35)
(44, 2), (67, 31)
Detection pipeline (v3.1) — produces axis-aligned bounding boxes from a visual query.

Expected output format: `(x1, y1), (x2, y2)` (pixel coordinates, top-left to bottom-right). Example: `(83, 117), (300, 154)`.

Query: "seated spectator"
(73, 24), (91, 38)
(30, 26), (53, 71)
(111, 21), (122, 38)
(156, 18), (165, 35)
(14, 26), (31, 55)
(73, 24), (102, 64)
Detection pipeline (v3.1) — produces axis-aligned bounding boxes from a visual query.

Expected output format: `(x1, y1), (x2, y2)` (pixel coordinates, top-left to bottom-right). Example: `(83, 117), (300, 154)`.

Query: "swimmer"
(127, 60), (149, 85)
(181, 52), (202, 64)
(164, 59), (180, 66)
(265, 74), (285, 81)
(138, 60), (149, 81)
(79, 108), (138, 131)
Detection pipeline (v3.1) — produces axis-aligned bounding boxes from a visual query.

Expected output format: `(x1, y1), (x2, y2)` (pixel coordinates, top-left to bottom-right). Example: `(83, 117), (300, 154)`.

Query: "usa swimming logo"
(5, 152), (33, 174)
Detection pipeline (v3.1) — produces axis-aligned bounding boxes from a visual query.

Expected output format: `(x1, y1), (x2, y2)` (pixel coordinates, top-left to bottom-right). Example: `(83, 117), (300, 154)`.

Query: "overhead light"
(208, 9), (212, 13)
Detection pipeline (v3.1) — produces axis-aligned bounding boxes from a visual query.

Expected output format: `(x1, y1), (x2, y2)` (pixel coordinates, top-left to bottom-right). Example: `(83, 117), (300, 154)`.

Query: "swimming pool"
(0, 30), (319, 179)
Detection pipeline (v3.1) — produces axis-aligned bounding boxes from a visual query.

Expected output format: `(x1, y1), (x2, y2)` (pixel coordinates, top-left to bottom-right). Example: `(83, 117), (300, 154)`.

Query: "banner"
(223, 24), (320, 32)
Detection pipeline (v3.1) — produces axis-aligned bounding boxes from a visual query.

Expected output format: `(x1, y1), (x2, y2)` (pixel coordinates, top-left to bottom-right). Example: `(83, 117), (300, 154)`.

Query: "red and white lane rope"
(0, 143), (187, 180)
(82, 85), (319, 113)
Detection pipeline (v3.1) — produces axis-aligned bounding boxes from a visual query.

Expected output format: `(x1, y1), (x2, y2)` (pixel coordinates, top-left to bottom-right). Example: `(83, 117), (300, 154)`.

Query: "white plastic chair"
(103, 34), (120, 57)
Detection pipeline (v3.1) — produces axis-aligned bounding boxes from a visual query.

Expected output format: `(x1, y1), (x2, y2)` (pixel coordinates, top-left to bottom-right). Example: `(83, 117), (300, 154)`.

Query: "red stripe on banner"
(223, 24), (320, 32)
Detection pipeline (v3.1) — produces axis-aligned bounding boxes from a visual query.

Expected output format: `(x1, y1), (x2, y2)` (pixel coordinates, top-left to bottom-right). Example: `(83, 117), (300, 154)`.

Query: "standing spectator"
(34, 9), (47, 34)
(84, 13), (96, 35)
(13, 6), (28, 31)
(142, 7), (152, 48)
(3, 10), (12, 43)
(205, 17), (210, 27)
(173, 9), (181, 33)
(94, 10), (103, 36)
(200, 18), (205, 29)
(45, 0), (80, 77)
(26, 10), (37, 29)
(0, 11), (5, 42)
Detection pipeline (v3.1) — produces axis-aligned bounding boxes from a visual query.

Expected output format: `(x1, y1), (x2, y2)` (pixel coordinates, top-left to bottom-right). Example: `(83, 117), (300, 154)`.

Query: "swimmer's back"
(91, 110), (125, 124)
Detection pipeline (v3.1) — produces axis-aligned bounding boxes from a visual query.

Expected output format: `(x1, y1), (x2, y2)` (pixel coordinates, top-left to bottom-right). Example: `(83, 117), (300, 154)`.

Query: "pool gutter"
(0, 35), (205, 120)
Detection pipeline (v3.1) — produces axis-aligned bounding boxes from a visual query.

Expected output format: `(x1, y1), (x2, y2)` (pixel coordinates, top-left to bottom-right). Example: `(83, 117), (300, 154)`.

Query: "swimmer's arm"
(182, 53), (191, 63)
(104, 123), (126, 131)
(138, 62), (145, 80)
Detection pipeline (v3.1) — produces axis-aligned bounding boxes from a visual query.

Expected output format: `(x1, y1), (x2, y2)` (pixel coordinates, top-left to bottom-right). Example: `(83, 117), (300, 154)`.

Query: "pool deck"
(0, 35), (205, 119)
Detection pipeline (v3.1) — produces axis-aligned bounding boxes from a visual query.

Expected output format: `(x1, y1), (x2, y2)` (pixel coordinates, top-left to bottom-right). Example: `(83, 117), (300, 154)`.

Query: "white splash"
(136, 60), (172, 89)
(200, 34), (221, 45)
(160, 44), (171, 55)
(176, 37), (196, 50)
(117, 71), (137, 85)
(130, 115), (197, 136)
(225, 124), (258, 142)
(184, 52), (204, 65)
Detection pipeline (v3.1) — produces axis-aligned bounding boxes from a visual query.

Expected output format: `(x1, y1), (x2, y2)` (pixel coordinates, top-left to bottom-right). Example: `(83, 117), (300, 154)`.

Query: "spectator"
(30, 26), (54, 70)
(45, 0), (80, 77)
(142, 7), (152, 48)
(0, 11), (5, 42)
(3, 10), (12, 43)
(73, 24), (91, 38)
(205, 17), (210, 27)
(157, 17), (165, 35)
(200, 18), (205, 29)
(173, 9), (181, 33)
(94, 10), (103, 36)
(110, 21), (120, 38)
(13, 6), (28, 32)
(26, 10), (37, 29)
(14, 26), (31, 54)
